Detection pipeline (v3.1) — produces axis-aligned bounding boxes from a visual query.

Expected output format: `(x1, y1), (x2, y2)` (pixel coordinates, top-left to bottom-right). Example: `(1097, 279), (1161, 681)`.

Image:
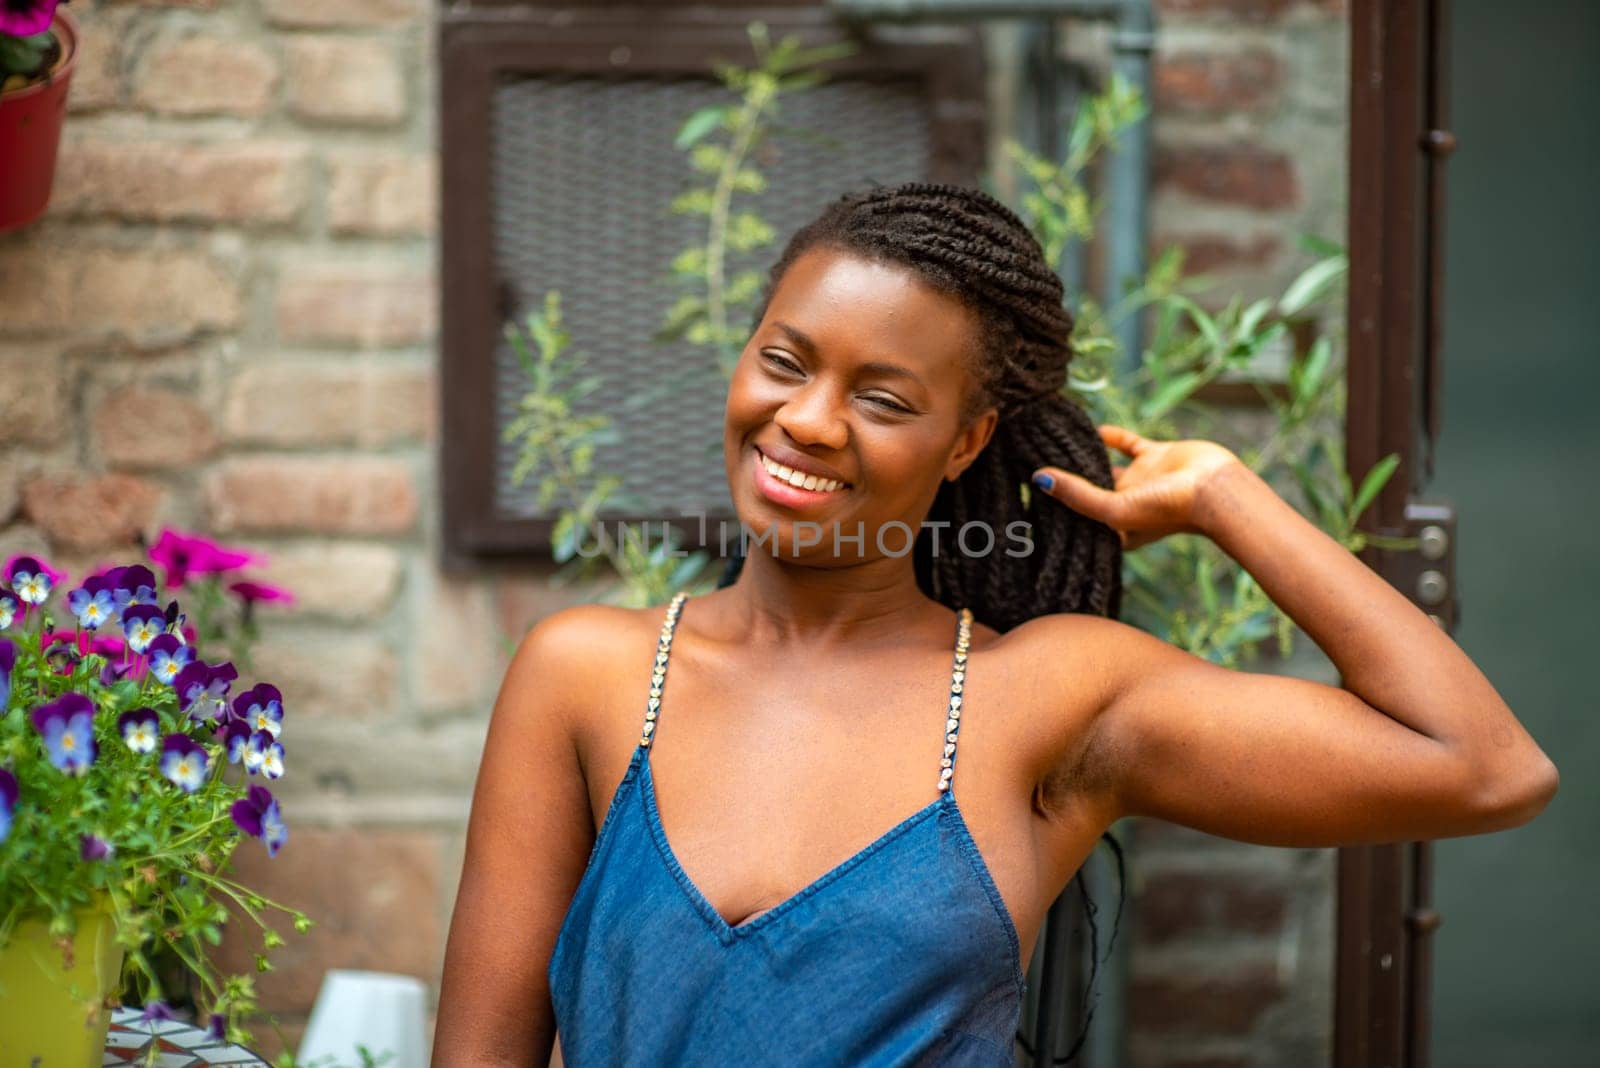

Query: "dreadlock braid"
(724, 181), (1122, 633)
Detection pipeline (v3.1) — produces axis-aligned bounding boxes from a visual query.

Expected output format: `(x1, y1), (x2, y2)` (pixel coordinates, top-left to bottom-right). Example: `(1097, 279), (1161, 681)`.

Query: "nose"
(772, 380), (848, 451)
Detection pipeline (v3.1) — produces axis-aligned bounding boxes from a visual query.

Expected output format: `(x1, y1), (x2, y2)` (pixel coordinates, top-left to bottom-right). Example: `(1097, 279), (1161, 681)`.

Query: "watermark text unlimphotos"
(569, 514), (1035, 560)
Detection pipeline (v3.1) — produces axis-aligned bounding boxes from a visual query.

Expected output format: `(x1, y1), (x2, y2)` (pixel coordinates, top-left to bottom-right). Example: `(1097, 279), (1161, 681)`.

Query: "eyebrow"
(770, 321), (927, 387)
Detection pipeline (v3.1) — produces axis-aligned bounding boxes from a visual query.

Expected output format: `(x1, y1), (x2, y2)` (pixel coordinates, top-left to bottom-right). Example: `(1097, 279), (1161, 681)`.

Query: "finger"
(1098, 425), (1145, 456)
(1032, 467), (1123, 526)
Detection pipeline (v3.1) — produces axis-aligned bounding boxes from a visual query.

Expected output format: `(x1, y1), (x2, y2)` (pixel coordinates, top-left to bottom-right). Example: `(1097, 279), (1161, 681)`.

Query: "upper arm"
(1049, 615), (1497, 848)
(432, 604), (621, 1066)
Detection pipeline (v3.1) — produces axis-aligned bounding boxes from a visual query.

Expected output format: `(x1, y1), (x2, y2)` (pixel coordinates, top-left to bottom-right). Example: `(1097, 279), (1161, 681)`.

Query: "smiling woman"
(431, 182), (1557, 1068)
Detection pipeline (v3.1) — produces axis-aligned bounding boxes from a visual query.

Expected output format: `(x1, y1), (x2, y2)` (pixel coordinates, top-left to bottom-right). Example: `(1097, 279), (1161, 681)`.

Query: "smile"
(755, 447), (850, 494)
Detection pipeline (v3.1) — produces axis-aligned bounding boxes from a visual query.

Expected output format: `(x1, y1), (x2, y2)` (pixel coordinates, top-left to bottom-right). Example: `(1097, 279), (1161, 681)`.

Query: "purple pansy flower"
(0, 768), (16, 844)
(0, 638), (13, 710)
(138, 1000), (175, 1026)
(0, 1), (62, 38)
(31, 693), (97, 776)
(222, 720), (251, 765)
(230, 784), (287, 857)
(207, 1014), (227, 1042)
(231, 684), (284, 738)
(243, 730), (284, 779)
(0, 587), (18, 629)
(68, 576), (117, 630)
(80, 833), (114, 861)
(160, 733), (209, 792)
(110, 564), (160, 610)
(147, 633), (195, 686)
(118, 708), (160, 754)
(6, 555), (61, 606)
(173, 660), (238, 723)
(121, 604), (166, 654)
(149, 530), (259, 590)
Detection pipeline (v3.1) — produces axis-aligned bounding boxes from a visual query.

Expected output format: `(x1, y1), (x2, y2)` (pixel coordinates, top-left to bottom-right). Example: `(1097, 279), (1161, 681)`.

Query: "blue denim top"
(548, 591), (1027, 1066)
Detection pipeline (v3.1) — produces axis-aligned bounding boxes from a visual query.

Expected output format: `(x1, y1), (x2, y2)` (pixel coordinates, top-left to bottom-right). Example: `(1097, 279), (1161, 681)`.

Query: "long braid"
(735, 181), (1122, 632)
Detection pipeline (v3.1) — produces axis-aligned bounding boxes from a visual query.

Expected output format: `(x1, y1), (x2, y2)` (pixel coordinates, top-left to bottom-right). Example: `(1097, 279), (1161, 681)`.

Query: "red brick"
(1155, 233), (1281, 276)
(204, 457), (418, 536)
(265, 0), (418, 29)
(107, 0), (221, 8)
(21, 472), (164, 553)
(0, 241), (240, 345)
(1154, 142), (1299, 210)
(327, 153), (437, 236)
(67, 11), (130, 112)
(249, 631), (400, 720)
(1155, 49), (1284, 115)
(245, 542), (404, 622)
(1136, 870), (1289, 944)
(132, 33), (278, 118)
(92, 386), (219, 470)
(221, 362), (434, 447)
(1156, 0), (1291, 19)
(284, 37), (405, 126)
(413, 567), (497, 712)
(214, 828), (442, 1014)
(54, 140), (310, 226)
(0, 346), (69, 447)
(0, 468), (19, 527)
(1130, 960), (1286, 1036)
(274, 266), (436, 348)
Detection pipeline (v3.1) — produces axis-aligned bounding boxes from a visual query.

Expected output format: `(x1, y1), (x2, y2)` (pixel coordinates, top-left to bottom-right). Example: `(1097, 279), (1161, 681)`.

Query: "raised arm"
(1030, 428), (1558, 847)
(432, 607), (613, 1065)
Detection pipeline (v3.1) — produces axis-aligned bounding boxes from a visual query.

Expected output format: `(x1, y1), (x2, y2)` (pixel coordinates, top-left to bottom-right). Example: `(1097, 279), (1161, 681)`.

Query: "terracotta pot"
(0, 7), (79, 234)
(0, 893), (127, 1067)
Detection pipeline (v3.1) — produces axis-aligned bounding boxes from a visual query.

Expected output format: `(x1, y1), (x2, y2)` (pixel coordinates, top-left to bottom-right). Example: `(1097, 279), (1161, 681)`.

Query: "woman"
(432, 183), (1557, 1065)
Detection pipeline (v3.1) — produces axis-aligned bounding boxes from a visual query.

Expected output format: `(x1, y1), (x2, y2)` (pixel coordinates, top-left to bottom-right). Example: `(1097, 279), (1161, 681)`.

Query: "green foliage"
(0, 30), (55, 81)
(503, 27), (1413, 669)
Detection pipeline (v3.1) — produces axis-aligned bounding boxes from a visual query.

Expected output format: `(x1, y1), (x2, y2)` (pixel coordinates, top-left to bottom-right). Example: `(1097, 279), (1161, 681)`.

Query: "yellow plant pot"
(0, 896), (126, 1067)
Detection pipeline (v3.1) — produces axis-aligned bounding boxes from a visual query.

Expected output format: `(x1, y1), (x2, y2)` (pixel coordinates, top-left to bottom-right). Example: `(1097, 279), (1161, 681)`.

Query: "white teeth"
(759, 450), (843, 492)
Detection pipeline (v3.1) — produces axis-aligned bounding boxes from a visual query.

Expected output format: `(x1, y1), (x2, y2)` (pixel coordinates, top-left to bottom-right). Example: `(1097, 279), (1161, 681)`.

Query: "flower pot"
(0, 7), (79, 235)
(0, 894), (127, 1068)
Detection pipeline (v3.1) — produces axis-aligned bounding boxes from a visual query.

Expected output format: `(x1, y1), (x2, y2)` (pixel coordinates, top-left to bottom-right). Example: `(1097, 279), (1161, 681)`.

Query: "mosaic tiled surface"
(103, 1009), (270, 1067)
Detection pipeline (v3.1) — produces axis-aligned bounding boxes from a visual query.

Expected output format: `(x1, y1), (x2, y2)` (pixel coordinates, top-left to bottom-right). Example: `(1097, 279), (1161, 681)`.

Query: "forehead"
(764, 247), (980, 371)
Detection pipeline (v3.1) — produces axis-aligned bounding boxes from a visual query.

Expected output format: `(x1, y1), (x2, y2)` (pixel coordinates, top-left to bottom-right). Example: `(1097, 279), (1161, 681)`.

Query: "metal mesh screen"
(489, 73), (930, 522)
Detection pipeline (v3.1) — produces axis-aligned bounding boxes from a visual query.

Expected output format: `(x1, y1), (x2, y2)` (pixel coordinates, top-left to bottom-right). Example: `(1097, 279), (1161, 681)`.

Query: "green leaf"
(1348, 453), (1400, 524)
(1278, 254), (1348, 317)
(675, 106), (731, 150)
(1139, 370), (1204, 420)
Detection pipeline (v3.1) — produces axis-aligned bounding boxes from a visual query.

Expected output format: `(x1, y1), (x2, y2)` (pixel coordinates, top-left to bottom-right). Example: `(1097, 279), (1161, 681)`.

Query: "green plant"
(0, 536), (311, 1052)
(503, 31), (1412, 672)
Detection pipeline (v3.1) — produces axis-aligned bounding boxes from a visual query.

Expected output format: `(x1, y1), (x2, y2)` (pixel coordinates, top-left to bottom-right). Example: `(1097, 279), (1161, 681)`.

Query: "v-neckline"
(639, 753), (951, 942)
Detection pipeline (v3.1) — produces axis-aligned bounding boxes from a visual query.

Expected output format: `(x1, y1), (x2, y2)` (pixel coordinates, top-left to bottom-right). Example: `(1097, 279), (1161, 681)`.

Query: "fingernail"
(1031, 472), (1054, 491)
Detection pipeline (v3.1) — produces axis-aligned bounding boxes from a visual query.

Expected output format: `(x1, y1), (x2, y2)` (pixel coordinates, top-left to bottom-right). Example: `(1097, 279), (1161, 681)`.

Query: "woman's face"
(723, 246), (998, 563)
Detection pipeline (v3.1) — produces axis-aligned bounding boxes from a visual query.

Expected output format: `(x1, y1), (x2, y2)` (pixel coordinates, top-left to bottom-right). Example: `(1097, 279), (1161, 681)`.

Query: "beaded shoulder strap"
(938, 606), (974, 793)
(639, 590), (689, 750)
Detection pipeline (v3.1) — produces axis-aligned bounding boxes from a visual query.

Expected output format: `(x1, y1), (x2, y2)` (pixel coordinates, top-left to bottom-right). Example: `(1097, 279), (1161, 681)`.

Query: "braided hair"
(719, 181), (1122, 633)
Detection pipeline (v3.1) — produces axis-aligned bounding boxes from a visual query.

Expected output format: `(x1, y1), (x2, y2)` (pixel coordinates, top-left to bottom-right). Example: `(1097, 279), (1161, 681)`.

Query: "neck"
(724, 547), (937, 648)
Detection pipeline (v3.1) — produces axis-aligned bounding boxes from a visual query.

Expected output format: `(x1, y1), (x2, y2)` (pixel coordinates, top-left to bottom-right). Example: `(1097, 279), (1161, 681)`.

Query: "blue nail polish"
(1032, 473), (1053, 491)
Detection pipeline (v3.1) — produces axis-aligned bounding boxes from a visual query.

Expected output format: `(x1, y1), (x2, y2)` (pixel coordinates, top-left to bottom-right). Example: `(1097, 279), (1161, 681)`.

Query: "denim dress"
(548, 592), (1027, 1066)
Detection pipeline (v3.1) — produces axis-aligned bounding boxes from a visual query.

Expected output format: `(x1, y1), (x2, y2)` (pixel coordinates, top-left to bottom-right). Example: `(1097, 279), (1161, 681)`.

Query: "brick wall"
(0, 0), (1346, 1061)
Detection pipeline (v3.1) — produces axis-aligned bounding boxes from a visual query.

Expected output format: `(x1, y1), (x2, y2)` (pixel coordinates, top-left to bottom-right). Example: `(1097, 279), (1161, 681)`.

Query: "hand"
(1030, 425), (1243, 551)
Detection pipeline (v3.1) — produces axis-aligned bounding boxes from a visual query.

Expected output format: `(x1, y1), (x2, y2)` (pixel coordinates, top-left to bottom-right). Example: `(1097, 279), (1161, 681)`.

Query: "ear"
(944, 406), (999, 482)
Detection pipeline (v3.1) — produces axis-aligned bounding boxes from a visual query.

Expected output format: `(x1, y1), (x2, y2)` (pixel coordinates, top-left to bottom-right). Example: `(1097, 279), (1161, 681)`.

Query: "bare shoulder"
(499, 601), (666, 750)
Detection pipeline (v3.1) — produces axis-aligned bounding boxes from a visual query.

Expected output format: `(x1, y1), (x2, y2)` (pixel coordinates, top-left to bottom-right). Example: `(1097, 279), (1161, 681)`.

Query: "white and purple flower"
(230, 784), (287, 857)
(0, 587), (19, 629)
(0, 768), (16, 844)
(243, 730), (284, 779)
(222, 720), (251, 766)
(118, 708), (160, 754)
(120, 604), (166, 654)
(231, 683), (284, 739)
(30, 693), (98, 776)
(108, 564), (160, 611)
(147, 633), (195, 685)
(173, 660), (238, 723)
(160, 733), (209, 792)
(67, 577), (117, 631)
(80, 833), (115, 861)
(6, 555), (59, 606)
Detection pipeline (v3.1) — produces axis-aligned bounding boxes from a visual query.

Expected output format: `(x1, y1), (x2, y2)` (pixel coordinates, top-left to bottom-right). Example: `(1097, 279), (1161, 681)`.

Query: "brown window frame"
(438, 4), (987, 568)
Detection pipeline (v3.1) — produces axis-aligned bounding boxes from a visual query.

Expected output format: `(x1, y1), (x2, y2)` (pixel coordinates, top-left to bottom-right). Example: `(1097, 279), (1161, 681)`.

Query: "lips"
(751, 445), (851, 508)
